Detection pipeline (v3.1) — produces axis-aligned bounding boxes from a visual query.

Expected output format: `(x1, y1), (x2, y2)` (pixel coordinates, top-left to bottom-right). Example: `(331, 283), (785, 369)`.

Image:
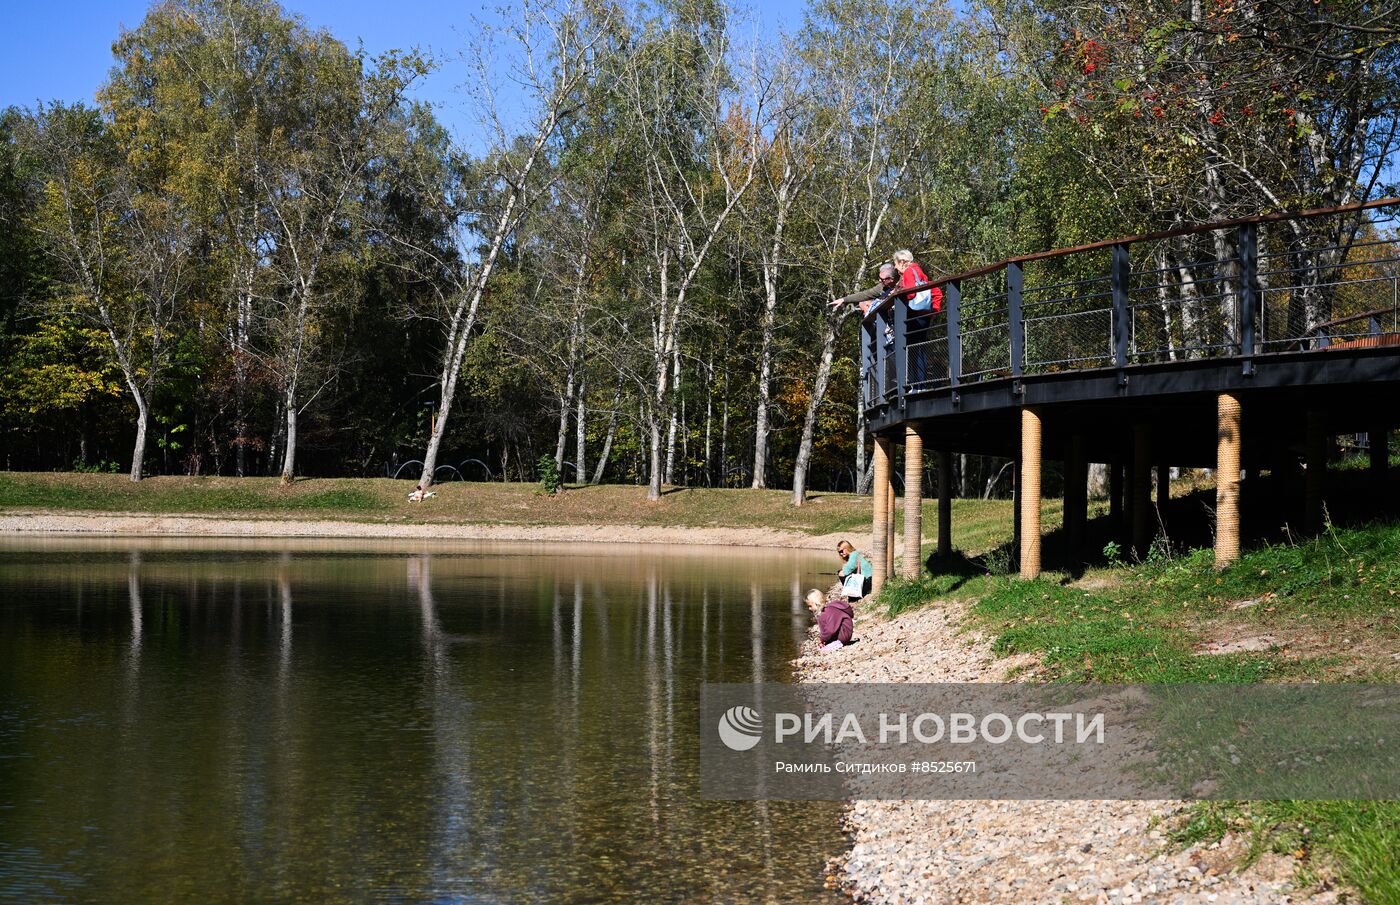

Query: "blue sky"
(3, 0), (808, 146)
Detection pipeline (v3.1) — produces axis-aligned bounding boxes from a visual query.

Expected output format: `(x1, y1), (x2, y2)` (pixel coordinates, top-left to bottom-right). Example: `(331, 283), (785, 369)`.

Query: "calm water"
(0, 538), (846, 904)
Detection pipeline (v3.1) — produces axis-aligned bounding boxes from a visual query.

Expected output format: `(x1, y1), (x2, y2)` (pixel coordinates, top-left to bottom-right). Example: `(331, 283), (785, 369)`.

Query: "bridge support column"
(937, 449), (953, 559)
(1109, 460), (1124, 538)
(902, 426), (925, 578)
(1156, 460), (1170, 532)
(1065, 434), (1087, 567)
(1216, 393), (1242, 568)
(1019, 408), (1043, 580)
(1132, 425), (1152, 559)
(871, 435), (891, 594)
(1305, 411), (1327, 534)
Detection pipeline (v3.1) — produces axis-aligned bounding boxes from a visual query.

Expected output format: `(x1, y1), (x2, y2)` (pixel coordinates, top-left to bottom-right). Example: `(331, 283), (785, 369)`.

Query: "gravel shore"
(795, 598), (1335, 905)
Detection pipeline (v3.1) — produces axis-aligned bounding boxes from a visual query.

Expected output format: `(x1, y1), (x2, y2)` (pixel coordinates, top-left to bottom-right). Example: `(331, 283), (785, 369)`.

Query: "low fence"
(861, 198), (1400, 411)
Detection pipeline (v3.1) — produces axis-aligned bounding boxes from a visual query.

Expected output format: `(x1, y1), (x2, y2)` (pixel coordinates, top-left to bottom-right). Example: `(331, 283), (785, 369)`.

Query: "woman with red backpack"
(893, 249), (942, 386)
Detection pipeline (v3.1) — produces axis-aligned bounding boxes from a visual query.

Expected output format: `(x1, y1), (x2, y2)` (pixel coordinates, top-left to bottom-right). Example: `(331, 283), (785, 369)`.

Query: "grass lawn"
(0, 471), (1028, 547)
(879, 518), (1400, 903)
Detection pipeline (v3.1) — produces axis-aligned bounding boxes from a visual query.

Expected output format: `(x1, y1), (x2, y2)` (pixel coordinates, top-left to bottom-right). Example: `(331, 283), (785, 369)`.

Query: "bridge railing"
(861, 197), (1400, 415)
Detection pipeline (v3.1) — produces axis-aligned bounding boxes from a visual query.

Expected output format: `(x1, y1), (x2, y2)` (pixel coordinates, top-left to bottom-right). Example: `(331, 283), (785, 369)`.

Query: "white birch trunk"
(129, 391), (150, 483)
(719, 367), (730, 487)
(575, 370), (587, 483)
(791, 318), (841, 505)
(703, 359), (713, 487)
(280, 383), (299, 482)
(591, 378), (621, 485)
(664, 344), (680, 485)
(752, 165), (795, 489)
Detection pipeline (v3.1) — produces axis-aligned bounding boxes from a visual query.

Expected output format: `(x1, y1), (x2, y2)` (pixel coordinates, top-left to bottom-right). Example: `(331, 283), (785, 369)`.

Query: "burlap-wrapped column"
(1019, 408), (1043, 580)
(902, 426), (924, 578)
(1215, 393), (1242, 568)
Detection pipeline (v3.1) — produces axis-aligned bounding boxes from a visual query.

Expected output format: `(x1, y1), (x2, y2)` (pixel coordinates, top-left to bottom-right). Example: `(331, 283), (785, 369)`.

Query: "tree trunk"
(1088, 462), (1109, 498)
(575, 370), (587, 483)
(419, 124), (552, 492)
(418, 282), (489, 492)
(555, 318), (580, 474)
(280, 388), (298, 484)
(751, 326), (772, 490)
(648, 412), (663, 500)
(1176, 247), (1205, 358)
(664, 345), (680, 485)
(703, 357), (714, 487)
(129, 392), (150, 483)
(554, 391), (571, 473)
(232, 277), (253, 478)
(591, 379), (621, 486)
(680, 395), (689, 486)
(234, 410), (248, 477)
(1154, 243), (1179, 362)
(792, 316), (842, 505)
(719, 366), (730, 487)
(752, 232), (785, 489)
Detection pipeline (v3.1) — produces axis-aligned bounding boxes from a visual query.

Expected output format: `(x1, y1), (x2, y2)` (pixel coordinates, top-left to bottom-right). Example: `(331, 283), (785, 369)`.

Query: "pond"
(0, 538), (847, 904)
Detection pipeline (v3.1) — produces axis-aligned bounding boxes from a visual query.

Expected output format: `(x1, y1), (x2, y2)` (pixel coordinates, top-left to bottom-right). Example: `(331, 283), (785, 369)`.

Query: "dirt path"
(795, 599), (1335, 905)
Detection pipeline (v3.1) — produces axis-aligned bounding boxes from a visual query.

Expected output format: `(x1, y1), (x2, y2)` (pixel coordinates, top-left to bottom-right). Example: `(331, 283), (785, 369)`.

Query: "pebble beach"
(794, 597), (1335, 905)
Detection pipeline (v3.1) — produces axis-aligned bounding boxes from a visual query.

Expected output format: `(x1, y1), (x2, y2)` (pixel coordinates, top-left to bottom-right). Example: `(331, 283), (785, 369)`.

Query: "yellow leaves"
(0, 315), (124, 421)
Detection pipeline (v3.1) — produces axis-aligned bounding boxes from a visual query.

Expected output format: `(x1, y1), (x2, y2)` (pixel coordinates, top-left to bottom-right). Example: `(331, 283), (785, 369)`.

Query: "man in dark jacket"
(828, 262), (898, 316)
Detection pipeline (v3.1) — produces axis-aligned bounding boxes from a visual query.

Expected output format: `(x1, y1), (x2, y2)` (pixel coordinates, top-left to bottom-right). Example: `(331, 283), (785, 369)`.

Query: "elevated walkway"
(859, 198), (1400, 587)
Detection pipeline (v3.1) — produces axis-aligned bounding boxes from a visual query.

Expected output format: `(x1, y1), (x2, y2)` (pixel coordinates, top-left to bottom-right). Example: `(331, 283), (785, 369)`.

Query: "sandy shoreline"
(793, 596), (1332, 905)
(0, 510), (861, 551)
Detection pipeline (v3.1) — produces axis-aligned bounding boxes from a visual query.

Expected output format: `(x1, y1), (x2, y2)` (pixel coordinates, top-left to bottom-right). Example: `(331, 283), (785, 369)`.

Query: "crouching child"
(805, 589), (854, 652)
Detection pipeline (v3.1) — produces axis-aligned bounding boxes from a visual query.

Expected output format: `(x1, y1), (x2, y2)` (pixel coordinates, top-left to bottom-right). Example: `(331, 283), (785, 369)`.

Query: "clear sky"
(2, 0), (808, 147)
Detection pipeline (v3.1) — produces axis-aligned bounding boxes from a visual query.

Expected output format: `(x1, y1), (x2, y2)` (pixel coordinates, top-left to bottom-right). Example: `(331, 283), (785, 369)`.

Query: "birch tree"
(790, 0), (944, 505)
(24, 105), (192, 482)
(258, 47), (426, 482)
(413, 0), (602, 491)
(620, 8), (765, 499)
(749, 54), (812, 489)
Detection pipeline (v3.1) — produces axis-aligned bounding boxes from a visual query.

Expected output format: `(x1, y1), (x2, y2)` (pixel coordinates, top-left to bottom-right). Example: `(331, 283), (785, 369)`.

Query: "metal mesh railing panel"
(1258, 211), (1400, 351)
(1021, 252), (1114, 373)
(906, 334), (951, 391)
(958, 270), (1011, 381)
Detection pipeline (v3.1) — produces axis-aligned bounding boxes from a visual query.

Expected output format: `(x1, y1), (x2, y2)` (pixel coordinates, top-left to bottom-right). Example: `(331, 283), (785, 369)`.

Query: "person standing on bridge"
(892, 249), (941, 315)
(893, 249), (942, 386)
(828, 262), (899, 317)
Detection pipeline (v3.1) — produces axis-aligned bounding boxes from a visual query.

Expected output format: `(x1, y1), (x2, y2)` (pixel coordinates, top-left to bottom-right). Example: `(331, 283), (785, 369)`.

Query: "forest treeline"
(0, 0), (1395, 501)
